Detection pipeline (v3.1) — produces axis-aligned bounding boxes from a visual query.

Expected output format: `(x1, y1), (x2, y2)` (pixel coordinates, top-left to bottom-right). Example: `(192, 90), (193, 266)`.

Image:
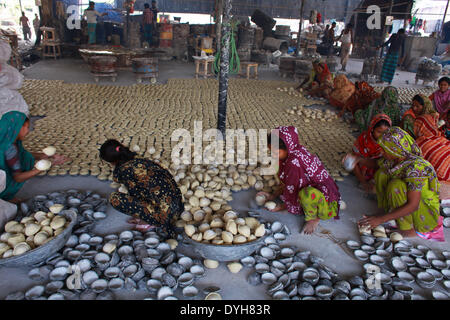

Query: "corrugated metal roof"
(115, 0), (362, 21)
(354, 0), (414, 19)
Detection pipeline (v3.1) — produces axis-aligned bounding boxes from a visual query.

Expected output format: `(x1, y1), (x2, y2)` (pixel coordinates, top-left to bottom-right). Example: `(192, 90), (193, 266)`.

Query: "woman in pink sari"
(429, 77), (450, 119)
(257, 126), (341, 234)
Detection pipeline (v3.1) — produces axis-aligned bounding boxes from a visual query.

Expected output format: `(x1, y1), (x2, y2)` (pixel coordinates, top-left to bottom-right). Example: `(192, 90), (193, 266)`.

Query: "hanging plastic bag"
(0, 40), (11, 64)
(0, 63), (24, 90)
(0, 170), (18, 231)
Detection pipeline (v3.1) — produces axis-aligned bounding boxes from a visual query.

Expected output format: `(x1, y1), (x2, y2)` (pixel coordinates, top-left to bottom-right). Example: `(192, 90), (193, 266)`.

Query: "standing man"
(337, 23), (353, 71)
(151, 0), (158, 24)
(142, 3), (154, 46)
(33, 14), (40, 40)
(83, 1), (107, 45)
(19, 12), (32, 42)
(325, 22), (336, 57)
(377, 28), (406, 85)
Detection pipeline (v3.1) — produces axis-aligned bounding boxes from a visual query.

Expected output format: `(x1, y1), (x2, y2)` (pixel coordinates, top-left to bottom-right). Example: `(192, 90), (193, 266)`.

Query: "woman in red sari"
(414, 113), (450, 197)
(352, 114), (392, 192)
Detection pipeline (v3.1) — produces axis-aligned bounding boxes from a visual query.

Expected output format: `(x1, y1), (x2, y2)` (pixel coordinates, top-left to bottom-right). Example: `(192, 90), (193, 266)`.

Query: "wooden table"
(239, 62), (259, 79)
(193, 56), (215, 79)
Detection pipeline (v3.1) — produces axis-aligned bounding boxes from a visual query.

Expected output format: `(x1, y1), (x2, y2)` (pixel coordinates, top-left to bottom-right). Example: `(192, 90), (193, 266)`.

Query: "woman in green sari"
(354, 86), (401, 133)
(0, 111), (68, 202)
(401, 94), (437, 139)
(356, 127), (444, 241)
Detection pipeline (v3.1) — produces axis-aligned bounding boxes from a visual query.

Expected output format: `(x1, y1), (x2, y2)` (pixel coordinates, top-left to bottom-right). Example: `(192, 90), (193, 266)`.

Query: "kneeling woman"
(100, 140), (184, 237)
(352, 114), (392, 192)
(296, 60), (334, 99)
(257, 126), (341, 234)
(357, 127), (444, 241)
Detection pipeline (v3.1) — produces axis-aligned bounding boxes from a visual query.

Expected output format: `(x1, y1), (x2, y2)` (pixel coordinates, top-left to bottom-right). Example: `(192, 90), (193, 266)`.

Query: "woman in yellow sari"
(356, 127), (444, 241)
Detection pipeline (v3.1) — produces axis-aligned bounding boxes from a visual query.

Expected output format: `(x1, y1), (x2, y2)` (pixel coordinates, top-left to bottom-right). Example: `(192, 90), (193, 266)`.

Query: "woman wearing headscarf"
(443, 110), (450, 140)
(414, 112), (450, 195)
(256, 126), (341, 234)
(352, 114), (392, 192)
(357, 127), (444, 241)
(401, 94), (437, 139)
(354, 86), (401, 133)
(338, 81), (381, 117)
(429, 76), (450, 119)
(0, 111), (68, 202)
(297, 60), (334, 99)
(377, 29), (406, 85)
(329, 74), (355, 111)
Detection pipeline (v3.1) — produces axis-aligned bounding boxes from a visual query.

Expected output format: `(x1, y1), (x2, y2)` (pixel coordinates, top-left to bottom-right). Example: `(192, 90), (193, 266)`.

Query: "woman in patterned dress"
(100, 139), (183, 237)
(351, 114), (392, 193)
(256, 126), (341, 235)
(357, 127), (444, 241)
(401, 94), (437, 139)
(355, 86), (401, 133)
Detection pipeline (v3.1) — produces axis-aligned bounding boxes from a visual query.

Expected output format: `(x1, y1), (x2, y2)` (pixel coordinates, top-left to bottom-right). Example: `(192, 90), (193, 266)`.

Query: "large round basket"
(0, 210), (77, 268)
(182, 233), (268, 262)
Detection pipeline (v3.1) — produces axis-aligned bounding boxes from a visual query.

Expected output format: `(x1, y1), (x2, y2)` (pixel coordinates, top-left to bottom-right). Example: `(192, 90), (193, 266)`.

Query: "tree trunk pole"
(441, 0), (450, 34)
(217, 0), (232, 137)
(296, 0), (305, 56)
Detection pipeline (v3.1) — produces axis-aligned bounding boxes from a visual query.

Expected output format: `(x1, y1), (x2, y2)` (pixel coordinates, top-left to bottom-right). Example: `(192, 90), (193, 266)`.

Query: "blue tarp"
(57, 1), (124, 24)
(94, 3), (124, 24)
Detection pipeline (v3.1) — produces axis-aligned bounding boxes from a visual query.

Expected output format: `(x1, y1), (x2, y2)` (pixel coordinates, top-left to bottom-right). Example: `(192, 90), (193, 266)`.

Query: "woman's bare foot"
(127, 217), (142, 224)
(302, 218), (320, 235)
(398, 229), (417, 238)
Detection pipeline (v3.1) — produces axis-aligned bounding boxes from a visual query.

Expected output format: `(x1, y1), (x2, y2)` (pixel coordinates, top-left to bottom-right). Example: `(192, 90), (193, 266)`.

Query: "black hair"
(347, 23), (353, 29)
(412, 94), (425, 106)
(99, 139), (137, 165)
(373, 119), (391, 130)
(144, 3), (150, 8)
(332, 22), (336, 26)
(267, 134), (287, 150)
(438, 76), (450, 86)
(398, 28), (405, 34)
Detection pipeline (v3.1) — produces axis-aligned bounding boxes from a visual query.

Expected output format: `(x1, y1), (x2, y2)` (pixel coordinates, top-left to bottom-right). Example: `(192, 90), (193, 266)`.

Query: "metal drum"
(132, 57), (159, 83)
(88, 56), (117, 74)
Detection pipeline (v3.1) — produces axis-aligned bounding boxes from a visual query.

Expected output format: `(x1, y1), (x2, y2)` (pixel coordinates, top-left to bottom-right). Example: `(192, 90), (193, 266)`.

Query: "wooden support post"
(296, 0), (306, 56)
(441, 0), (450, 34)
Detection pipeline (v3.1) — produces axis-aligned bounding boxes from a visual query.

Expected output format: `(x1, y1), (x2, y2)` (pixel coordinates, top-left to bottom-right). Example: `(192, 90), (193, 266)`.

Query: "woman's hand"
(256, 191), (275, 201)
(269, 203), (287, 212)
(358, 215), (385, 229)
